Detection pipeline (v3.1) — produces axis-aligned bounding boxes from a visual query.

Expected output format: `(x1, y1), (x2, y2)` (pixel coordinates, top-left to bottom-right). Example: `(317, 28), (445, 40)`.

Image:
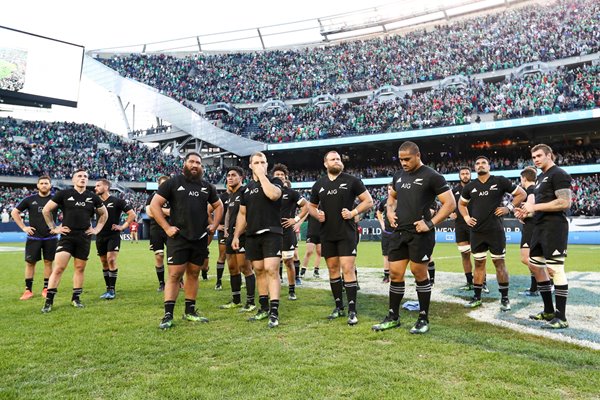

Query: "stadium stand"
(99, 0), (599, 105)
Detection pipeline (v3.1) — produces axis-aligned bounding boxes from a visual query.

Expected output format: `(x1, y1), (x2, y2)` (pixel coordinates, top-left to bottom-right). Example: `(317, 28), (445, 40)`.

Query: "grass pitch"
(0, 241), (598, 399)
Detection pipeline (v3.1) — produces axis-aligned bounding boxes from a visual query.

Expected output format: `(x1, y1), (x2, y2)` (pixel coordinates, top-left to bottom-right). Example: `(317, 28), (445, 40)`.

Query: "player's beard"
(183, 165), (202, 182)
(327, 165), (343, 175)
(476, 169), (487, 176)
(461, 177), (471, 185)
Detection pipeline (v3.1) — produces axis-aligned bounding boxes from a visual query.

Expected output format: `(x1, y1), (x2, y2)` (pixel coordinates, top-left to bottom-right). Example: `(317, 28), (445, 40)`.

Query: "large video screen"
(0, 26), (84, 108)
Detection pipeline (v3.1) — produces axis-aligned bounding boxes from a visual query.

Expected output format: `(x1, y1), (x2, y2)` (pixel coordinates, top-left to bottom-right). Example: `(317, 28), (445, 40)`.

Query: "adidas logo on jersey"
(471, 188), (477, 193)
(114, 246), (119, 251)
(177, 186), (185, 191)
(421, 255), (430, 261)
(32, 201), (38, 205)
(522, 243), (529, 248)
(319, 187), (325, 193)
(239, 247), (245, 252)
(552, 249), (562, 256)
(396, 177), (402, 183)
(67, 196), (75, 201)
(352, 249), (356, 255)
(276, 251), (281, 256)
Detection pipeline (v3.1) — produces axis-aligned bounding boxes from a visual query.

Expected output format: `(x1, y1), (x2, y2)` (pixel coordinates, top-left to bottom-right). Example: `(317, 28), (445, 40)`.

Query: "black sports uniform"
(240, 177), (283, 261)
(388, 165), (449, 263)
(305, 215), (321, 245)
(15, 194), (58, 263)
(51, 189), (104, 260)
(146, 193), (169, 254)
(452, 184), (471, 243)
(520, 186), (535, 249)
(225, 186), (246, 255)
(460, 175), (518, 255)
(530, 165), (571, 259)
(309, 173), (366, 258)
(216, 191), (230, 245)
(377, 198), (393, 256)
(157, 175), (219, 266)
(280, 186), (302, 254)
(96, 196), (133, 256)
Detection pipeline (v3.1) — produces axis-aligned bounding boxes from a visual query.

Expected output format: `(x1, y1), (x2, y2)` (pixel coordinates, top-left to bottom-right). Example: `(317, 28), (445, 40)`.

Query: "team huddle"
(14, 142), (572, 332)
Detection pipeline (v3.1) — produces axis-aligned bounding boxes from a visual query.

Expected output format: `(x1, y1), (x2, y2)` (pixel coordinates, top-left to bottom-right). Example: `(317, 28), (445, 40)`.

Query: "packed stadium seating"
(100, 0), (599, 106)
(207, 64), (599, 142)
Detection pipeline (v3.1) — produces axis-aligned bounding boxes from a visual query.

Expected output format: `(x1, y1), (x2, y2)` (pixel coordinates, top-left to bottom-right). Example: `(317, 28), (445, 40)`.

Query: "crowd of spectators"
(100, 0), (599, 105)
(285, 145), (600, 182)
(207, 64), (599, 143)
(0, 118), (185, 182)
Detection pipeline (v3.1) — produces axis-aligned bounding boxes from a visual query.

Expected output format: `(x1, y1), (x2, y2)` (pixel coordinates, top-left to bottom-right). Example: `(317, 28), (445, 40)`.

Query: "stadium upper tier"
(205, 65), (599, 143)
(98, 0), (599, 105)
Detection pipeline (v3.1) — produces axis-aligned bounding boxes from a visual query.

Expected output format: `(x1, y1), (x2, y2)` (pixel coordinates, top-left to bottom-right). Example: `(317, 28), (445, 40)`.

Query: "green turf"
(0, 240), (598, 399)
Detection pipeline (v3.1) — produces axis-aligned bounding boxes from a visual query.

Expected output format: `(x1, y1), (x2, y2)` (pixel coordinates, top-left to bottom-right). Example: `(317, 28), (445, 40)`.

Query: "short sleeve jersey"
(98, 196), (133, 237)
(241, 178), (283, 236)
(533, 165), (572, 224)
(15, 194), (57, 238)
(146, 192), (170, 227)
(227, 185), (245, 236)
(460, 175), (517, 232)
(281, 187), (302, 233)
(51, 189), (103, 230)
(310, 172), (367, 241)
(452, 183), (470, 227)
(157, 175), (219, 240)
(377, 197), (393, 233)
(216, 192), (230, 226)
(392, 165), (450, 232)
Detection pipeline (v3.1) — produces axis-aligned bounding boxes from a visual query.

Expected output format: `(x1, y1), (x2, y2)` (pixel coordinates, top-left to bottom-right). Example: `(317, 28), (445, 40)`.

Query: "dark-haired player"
(272, 164), (308, 301)
(221, 166), (256, 312)
(372, 141), (454, 334)
(94, 179), (136, 300)
(150, 152), (223, 329)
(11, 175), (57, 300)
(459, 156), (526, 312)
(516, 144), (572, 329)
(41, 169), (108, 312)
(146, 175), (170, 291)
(308, 150), (373, 326)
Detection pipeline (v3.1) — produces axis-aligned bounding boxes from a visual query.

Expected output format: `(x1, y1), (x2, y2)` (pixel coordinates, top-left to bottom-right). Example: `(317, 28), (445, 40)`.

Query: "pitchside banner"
(357, 218), (600, 245)
(1, 218), (599, 244)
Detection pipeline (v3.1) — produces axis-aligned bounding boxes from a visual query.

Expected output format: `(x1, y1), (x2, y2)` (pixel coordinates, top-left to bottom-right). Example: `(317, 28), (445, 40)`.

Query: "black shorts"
(245, 232), (282, 261)
(149, 225), (167, 254)
(321, 229), (358, 259)
(530, 220), (568, 259)
(470, 229), (506, 256)
(306, 234), (321, 245)
(166, 235), (209, 266)
(226, 234), (246, 255)
(217, 230), (226, 245)
(56, 231), (92, 260)
(455, 223), (470, 244)
(96, 234), (121, 256)
(520, 221), (534, 249)
(282, 229), (298, 252)
(25, 237), (57, 263)
(381, 231), (392, 256)
(388, 230), (435, 264)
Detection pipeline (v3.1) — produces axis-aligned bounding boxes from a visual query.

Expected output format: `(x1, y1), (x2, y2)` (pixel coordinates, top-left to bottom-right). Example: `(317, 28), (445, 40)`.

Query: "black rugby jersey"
(157, 175), (219, 240)
(461, 175), (517, 232)
(98, 196), (133, 237)
(146, 193), (170, 227)
(452, 183), (470, 227)
(280, 186), (302, 233)
(377, 197), (393, 233)
(533, 165), (571, 224)
(216, 192), (230, 226)
(51, 189), (103, 230)
(15, 194), (57, 238)
(310, 172), (367, 241)
(392, 165), (449, 232)
(227, 185), (245, 235)
(240, 177), (283, 236)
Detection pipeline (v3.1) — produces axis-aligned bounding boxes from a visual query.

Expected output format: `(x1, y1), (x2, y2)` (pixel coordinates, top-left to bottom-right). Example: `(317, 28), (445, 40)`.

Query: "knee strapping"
(490, 253), (505, 260)
(472, 252), (487, 261)
(458, 245), (471, 254)
(546, 257), (567, 285)
(528, 256), (546, 267)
